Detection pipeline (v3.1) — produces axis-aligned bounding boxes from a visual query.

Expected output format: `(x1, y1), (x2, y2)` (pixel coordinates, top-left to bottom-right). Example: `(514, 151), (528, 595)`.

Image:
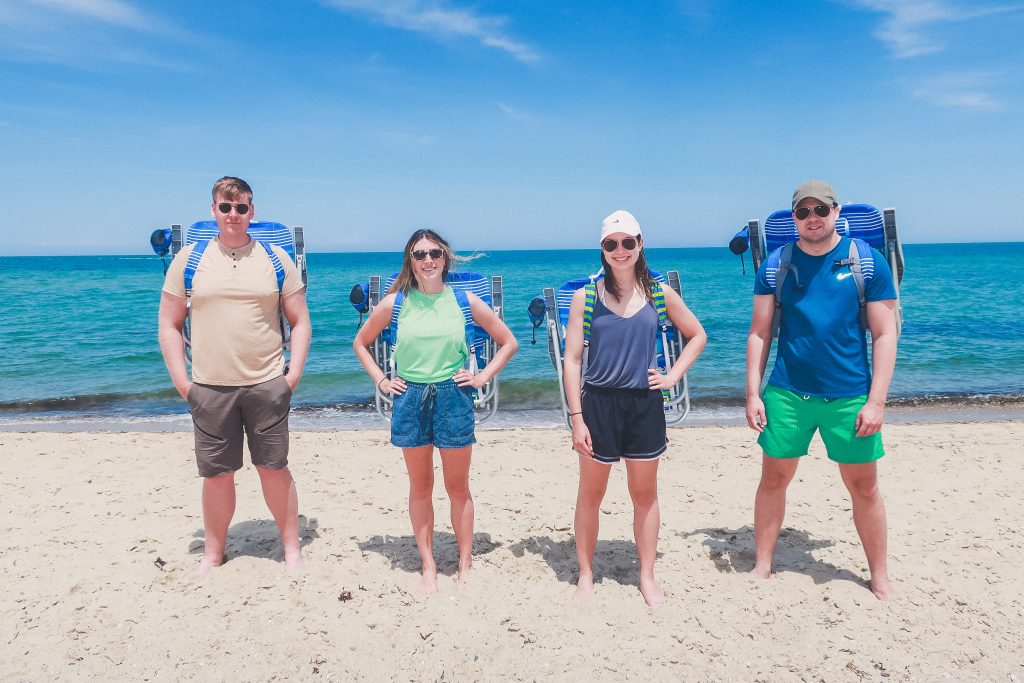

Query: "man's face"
(211, 191), (254, 236)
(793, 196), (838, 246)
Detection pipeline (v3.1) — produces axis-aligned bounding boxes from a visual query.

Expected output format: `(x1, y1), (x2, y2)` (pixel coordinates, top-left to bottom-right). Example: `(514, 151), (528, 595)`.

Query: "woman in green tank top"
(354, 229), (518, 595)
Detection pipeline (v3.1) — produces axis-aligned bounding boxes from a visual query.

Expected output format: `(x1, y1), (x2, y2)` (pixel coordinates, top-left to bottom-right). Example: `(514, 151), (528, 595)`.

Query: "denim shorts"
(390, 378), (476, 449)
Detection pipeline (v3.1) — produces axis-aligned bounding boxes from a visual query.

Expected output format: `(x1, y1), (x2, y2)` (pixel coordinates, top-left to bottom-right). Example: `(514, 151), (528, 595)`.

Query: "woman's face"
(601, 231), (641, 272)
(410, 237), (446, 284)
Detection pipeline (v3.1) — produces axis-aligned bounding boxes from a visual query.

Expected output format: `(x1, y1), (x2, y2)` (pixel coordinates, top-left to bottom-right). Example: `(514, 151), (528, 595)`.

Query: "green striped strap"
(651, 282), (671, 404)
(582, 283), (597, 344)
(652, 281), (668, 328)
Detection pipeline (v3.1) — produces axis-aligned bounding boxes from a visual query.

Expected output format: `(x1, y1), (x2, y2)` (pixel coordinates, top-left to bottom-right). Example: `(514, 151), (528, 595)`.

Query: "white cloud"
(496, 101), (542, 124)
(322, 0), (540, 64)
(846, 0), (1024, 58)
(21, 0), (152, 31)
(910, 71), (1006, 111)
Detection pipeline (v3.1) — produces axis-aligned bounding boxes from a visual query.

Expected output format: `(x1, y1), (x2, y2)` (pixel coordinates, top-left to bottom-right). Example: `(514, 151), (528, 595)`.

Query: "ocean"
(2, 243), (1022, 430)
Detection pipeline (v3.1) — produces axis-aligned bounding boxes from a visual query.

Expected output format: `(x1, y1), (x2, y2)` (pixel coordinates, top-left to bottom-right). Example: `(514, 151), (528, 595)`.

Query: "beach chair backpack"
(764, 237), (885, 339)
(182, 239), (288, 357)
(582, 281), (672, 403)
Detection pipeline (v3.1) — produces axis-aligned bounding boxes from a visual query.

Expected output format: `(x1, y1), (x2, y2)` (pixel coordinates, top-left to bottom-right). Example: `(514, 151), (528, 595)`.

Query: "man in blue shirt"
(745, 179), (898, 600)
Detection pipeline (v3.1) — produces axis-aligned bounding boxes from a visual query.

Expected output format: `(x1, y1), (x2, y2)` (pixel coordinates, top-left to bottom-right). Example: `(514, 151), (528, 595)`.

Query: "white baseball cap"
(600, 210), (642, 242)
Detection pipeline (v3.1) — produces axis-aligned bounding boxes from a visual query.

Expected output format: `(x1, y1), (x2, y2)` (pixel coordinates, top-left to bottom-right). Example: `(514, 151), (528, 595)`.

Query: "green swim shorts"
(757, 385), (884, 464)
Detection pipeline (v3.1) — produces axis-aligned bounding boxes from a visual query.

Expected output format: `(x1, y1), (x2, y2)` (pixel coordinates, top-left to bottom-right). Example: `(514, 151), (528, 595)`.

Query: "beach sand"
(2, 422), (1022, 681)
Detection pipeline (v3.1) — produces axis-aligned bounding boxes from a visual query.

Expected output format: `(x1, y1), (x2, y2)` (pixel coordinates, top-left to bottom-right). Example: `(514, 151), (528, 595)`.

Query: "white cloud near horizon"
(846, 0), (1024, 58)
(321, 0), (540, 64)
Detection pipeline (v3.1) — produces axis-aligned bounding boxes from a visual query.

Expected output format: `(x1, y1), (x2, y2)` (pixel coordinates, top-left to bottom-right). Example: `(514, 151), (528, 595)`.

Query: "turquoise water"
(1, 244), (1022, 424)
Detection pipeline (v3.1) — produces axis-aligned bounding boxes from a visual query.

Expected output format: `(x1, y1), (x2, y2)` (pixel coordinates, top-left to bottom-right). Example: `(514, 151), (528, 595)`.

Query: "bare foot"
(870, 576), (894, 601)
(455, 562), (472, 590)
(420, 569), (438, 595)
(750, 564), (772, 580)
(639, 576), (666, 607)
(284, 548), (303, 574)
(197, 553), (224, 578)
(573, 572), (594, 601)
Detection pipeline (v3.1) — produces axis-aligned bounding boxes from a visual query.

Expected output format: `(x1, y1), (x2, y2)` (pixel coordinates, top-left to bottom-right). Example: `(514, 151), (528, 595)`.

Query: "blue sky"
(1, 0), (1022, 255)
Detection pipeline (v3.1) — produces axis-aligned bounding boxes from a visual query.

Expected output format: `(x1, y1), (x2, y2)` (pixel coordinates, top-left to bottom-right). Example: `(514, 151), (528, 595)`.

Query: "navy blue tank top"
(583, 295), (658, 389)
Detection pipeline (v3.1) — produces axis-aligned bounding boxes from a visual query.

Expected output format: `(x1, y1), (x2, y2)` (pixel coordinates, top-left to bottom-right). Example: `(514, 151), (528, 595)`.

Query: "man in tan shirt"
(158, 176), (311, 576)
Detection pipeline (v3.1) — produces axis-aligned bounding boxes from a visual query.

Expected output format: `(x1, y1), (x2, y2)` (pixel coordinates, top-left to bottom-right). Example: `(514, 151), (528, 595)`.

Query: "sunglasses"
(601, 236), (639, 252)
(217, 202), (250, 215)
(793, 204), (833, 220)
(411, 248), (444, 261)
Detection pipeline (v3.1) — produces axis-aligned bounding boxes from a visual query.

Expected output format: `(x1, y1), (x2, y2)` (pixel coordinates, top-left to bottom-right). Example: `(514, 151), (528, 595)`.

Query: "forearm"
(563, 358), (583, 413)
(666, 331), (706, 382)
(285, 320), (311, 379)
(745, 332), (770, 398)
(353, 341), (387, 385)
(867, 332), (897, 404)
(158, 324), (190, 390)
(474, 338), (518, 384)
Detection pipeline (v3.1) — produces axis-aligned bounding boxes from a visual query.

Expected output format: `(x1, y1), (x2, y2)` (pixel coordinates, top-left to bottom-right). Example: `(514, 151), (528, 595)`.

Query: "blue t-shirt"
(754, 237), (897, 398)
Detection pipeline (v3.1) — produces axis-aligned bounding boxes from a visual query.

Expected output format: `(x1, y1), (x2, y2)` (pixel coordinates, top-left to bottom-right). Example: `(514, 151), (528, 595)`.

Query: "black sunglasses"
(794, 204), (833, 220)
(217, 202), (250, 215)
(601, 236), (639, 252)
(411, 248), (444, 261)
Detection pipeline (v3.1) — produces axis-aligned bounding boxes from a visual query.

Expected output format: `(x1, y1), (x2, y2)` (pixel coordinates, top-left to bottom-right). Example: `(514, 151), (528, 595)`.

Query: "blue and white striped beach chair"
(733, 204), (905, 331)
(526, 270), (691, 429)
(149, 220), (308, 358)
(351, 271), (506, 424)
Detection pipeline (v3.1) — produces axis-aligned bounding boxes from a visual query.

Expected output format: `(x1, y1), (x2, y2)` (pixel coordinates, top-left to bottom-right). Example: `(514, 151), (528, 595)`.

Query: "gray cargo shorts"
(186, 375), (292, 477)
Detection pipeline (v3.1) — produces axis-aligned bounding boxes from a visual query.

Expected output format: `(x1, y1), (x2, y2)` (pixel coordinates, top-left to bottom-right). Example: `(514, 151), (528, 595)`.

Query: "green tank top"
(393, 287), (468, 383)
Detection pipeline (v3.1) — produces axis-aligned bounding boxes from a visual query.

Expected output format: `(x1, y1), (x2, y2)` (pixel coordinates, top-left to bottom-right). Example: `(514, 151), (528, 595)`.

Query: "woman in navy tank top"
(562, 210), (707, 606)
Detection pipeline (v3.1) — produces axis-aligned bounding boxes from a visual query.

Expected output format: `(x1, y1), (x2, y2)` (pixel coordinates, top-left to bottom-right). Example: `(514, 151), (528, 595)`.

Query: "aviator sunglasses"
(601, 236), (639, 252)
(793, 204), (833, 220)
(411, 248), (444, 261)
(217, 202), (250, 215)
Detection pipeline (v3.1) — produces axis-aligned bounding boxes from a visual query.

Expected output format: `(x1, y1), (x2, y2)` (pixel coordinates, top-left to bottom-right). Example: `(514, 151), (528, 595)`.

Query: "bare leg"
(839, 461), (893, 600)
(439, 446), (474, 585)
(573, 456), (611, 599)
(403, 446), (437, 595)
(625, 458), (665, 606)
(256, 465), (301, 571)
(200, 472), (236, 576)
(752, 455), (799, 579)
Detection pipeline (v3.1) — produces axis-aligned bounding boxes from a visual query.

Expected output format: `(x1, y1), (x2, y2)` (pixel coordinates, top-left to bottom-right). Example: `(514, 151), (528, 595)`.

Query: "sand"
(1, 422), (1022, 681)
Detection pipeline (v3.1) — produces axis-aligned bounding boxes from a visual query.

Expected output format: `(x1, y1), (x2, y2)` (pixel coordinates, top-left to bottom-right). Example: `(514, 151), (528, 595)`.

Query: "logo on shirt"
(836, 272), (854, 280)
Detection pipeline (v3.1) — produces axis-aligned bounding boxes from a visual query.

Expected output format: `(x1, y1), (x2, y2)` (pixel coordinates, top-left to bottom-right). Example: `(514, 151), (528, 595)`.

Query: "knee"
(578, 484), (608, 507)
(759, 468), (794, 492)
(629, 486), (658, 509)
(846, 477), (880, 501)
(408, 477), (434, 501)
(444, 478), (471, 502)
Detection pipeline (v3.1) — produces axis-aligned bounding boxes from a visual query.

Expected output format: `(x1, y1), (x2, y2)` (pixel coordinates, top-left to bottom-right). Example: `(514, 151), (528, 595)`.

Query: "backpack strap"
(182, 240), (211, 357)
(256, 240), (285, 293)
(833, 238), (874, 332)
(582, 282), (598, 345)
(651, 281), (668, 330)
(651, 281), (671, 404)
(451, 287), (477, 372)
(769, 243), (799, 339)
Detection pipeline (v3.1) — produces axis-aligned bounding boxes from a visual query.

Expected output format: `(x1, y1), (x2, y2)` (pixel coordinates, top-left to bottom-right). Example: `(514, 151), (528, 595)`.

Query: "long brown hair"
(600, 236), (656, 303)
(388, 229), (456, 295)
